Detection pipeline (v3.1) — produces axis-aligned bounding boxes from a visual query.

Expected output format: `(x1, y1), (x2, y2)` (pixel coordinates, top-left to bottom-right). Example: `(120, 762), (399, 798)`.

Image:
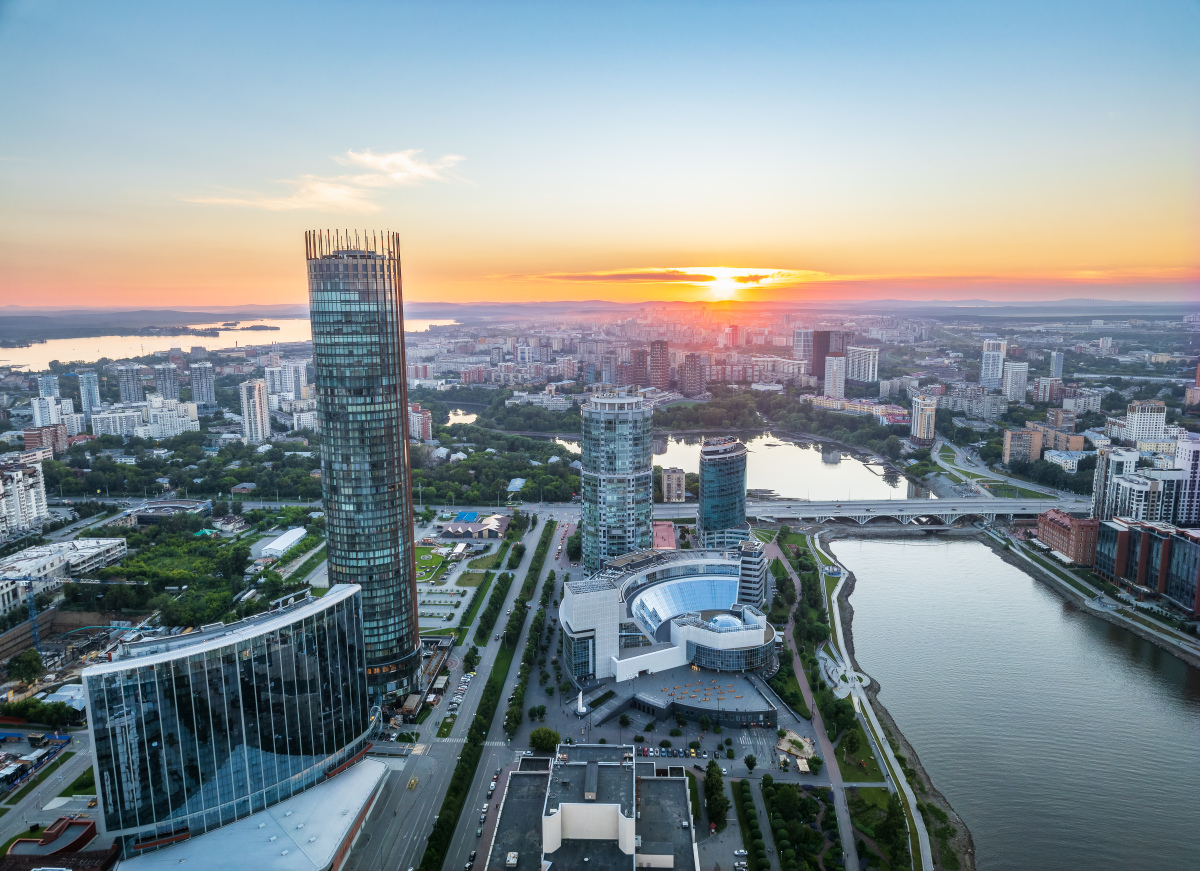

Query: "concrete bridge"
(653, 496), (1087, 525)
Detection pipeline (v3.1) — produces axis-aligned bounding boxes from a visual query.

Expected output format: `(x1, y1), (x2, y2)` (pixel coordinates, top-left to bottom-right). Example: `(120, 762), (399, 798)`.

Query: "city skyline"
(1, 1), (1197, 307)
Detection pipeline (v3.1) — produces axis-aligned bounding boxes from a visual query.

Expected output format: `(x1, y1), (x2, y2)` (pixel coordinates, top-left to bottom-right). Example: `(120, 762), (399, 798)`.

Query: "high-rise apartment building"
(910, 394), (938, 446)
(307, 230), (421, 698)
(264, 366), (287, 395)
(0, 462), (48, 540)
(1001, 361), (1029, 402)
(1173, 435), (1200, 526)
(153, 363), (179, 400)
(661, 467), (686, 502)
(1111, 471), (1183, 524)
(823, 354), (846, 400)
(631, 349), (650, 387)
(1033, 377), (1064, 404)
(282, 359), (308, 397)
(792, 329), (813, 365)
(83, 586), (372, 858)
(581, 389), (654, 572)
(1048, 408), (1077, 431)
(30, 396), (60, 428)
(680, 353), (707, 397)
(37, 374), (59, 399)
(1002, 428), (1043, 464)
(189, 361), (216, 405)
(116, 364), (145, 403)
(77, 368), (101, 420)
(238, 378), (270, 445)
(408, 402), (433, 441)
(1091, 446), (1141, 520)
(649, 340), (670, 390)
(1049, 350), (1064, 379)
(845, 346), (879, 383)
(1124, 400), (1167, 443)
(697, 437), (749, 548)
(980, 339), (1007, 390)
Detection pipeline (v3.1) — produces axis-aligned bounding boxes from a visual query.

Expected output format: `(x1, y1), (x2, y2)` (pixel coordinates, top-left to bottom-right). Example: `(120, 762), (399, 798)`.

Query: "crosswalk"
(438, 738), (508, 747)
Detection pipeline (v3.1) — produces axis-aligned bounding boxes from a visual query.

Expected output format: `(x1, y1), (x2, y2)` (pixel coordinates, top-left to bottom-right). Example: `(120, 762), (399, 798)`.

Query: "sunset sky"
(0, 1), (1197, 307)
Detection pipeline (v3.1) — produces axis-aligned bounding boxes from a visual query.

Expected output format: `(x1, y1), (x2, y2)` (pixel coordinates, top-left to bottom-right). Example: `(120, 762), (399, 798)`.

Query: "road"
(932, 439), (1092, 502)
(0, 736), (95, 848)
(344, 511), (571, 871)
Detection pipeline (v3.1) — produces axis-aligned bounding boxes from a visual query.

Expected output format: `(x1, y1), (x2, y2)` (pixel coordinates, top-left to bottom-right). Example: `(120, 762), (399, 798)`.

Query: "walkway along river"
(828, 536), (1200, 871)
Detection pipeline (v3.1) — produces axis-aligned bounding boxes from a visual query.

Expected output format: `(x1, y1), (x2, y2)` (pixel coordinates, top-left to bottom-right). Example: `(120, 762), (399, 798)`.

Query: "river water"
(1, 317), (456, 370)
(831, 537), (1200, 871)
(554, 431), (918, 501)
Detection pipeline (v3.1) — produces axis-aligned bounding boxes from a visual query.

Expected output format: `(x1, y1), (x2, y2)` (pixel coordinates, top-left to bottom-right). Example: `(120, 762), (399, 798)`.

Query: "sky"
(0, 0), (1197, 308)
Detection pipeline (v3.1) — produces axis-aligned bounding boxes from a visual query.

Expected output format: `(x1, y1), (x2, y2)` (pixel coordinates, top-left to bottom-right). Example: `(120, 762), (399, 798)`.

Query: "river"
(831, 537), (1200, 871)
(555, 431), (920, 500)
(0, 317), (457, 370)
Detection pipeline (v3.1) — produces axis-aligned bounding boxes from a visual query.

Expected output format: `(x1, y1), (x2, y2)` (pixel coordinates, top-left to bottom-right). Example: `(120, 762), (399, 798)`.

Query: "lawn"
(940, 470), (964, 484)
(5, 751), (75, 805)
(415, 546), (446, 583)
(288, 544), (327, 583)
(751, 528), (777, 543)
(455, 572), (495, 644)
(58, 766), (95, 797)
(436, 715), (457, 738)
(835, 723), (886, 783)
(467, 550), (503, 570)
(456, 572), (487, 587)
(987, 483), (1051, 500)
(415, 706), (434, 725)
(938, 446), (956, 461)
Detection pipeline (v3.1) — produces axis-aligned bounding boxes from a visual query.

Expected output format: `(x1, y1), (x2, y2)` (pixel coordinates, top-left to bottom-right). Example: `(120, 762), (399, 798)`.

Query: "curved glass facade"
(581, 391), (654, 572)
(686, 639), (776, 672)
(698, 437), (747, 540)
(84, 586), (371, 853)
(306, 230), (421, 696)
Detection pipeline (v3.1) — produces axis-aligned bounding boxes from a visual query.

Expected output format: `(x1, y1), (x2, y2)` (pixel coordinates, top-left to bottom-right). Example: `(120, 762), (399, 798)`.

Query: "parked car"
(734, 850), (748, 857)
(476, 828), (483, 838)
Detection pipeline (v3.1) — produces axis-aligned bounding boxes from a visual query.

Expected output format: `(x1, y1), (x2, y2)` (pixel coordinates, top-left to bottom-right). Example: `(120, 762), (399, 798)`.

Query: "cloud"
(185, 149), (463, 213)
(733, 274), (769, 284)
(530, 269), (717, 283)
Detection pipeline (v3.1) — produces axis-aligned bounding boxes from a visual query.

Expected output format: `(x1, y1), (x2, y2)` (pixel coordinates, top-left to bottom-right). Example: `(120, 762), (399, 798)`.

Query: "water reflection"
(834, 538), (1200, 871)
(447, 408), (477, 425)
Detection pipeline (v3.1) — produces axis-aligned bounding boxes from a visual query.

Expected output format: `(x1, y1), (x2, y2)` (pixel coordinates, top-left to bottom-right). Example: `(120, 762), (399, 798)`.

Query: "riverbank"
(827, 534), (977, 871)
(977, 532), (1200, 670)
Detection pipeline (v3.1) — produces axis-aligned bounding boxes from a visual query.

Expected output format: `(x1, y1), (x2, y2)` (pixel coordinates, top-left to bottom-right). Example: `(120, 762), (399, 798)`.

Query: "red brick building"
(23, 424), (67, 456)
(1036, 509), (1099, 565)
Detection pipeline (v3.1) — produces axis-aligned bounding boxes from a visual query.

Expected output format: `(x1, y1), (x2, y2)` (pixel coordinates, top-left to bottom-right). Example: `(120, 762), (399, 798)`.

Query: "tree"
(744, 754), (757, 773)
(565, 527), (582, 561)
(529, 727), (561, 753)
(231, 500), (244, 515)
(699, 715), (711, 732)
(7, 648), (44, 684)
(212, 500), (229, 518)
(703, 759), (730, 831)
(619, 713), (631, 729)
(808, 756), (824, 775)
(841, 728), (860, 762)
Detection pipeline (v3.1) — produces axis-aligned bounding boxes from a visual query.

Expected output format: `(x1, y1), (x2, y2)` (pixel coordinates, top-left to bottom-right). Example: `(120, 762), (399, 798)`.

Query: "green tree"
(744, 754), (757, 773)
(529, 727), (561, 753)
(565, 527), (582, 561)
(841, 728), (860, 762)
(619, 713), (631, 729)
(808, 756), (824, 775)
(704, 759), (730, 831)
(699, 715), (711, 731)
(7, 648), (45, 684)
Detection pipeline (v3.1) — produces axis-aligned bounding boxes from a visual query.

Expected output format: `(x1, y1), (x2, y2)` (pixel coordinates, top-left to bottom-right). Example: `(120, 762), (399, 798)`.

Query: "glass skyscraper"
(306, 230), (421, 699)
(697, 436), (750, 548)
(83, 586), (371, 857)
(581, 389), (654, 572)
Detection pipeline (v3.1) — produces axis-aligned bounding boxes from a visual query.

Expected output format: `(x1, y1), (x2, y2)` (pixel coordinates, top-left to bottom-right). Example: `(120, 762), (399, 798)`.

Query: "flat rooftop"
(630, 666), (775, 715)
(545, 838), (632, 870)
(558, 744), (634, 764)
(637, 777), (698, 871)
(487, 771), (549, 871)
(118, 758), (386, 871)
(546, 761), (634, 817)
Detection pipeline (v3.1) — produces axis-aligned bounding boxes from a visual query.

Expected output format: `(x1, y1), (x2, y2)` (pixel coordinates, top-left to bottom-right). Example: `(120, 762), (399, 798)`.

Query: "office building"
(561, 546), (776, 684)
(845, 345), (879, 383)
(117, 364), (145, 403)
(580, 389), (654, 572)
(37, 373), (59, 398)
(83, 586), (372, 858)
(980, 339), (1007, 390)
(153, 364), (179, 400)
(189, 361), (215, 405)
(1036, 510), (1099, 565)
(1124, 400), (1167, 444)
(1175, 435), (1200, 526)
(1001, 361), (1029, 402)
(823, 353), (846, 400)
(307, 229), (421, 698)
(0, 462), (49, 540)
(649, 340), (670, 390)
(1002, 428), (1043, 465)
(1095, 520), (1200, 617)
(238, 379), (270, 445)
(661, 466), (686, 503)
(1050, 350), (1065, 379)
(910, 394), (938, 447)
(697, 436), (749, 548)
(1091, 446), (1142, 520)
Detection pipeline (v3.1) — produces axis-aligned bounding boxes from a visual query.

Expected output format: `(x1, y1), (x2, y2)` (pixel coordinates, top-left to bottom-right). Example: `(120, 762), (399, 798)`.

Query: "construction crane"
(22, 579), (40, 654)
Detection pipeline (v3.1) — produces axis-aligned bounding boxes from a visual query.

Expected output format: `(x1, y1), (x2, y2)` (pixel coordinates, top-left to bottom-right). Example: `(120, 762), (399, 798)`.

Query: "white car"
(734, 850), (748, 857)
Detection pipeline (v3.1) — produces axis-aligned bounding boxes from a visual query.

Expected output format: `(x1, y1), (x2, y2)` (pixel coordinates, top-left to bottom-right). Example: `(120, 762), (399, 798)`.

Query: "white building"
(1001, 361), (1029, 402)
(980, 339), (1007, 390)
(116, 364), (145, 403)
(262, 527), (307, 559)
(30, 396), (60, 429)
(1111, 471), (1183, 523)
(845, 346), (879, 383)
(134, 397), (199, 440)
(0, 538), (128, 611)
(1049, 350), (1065, 379)
(37, 374), (59, 399)
(1091, 446), (1141, 520)
(292, 410), (320, 432)
(281, 360), (308, 398)
(78, 369), (101, 420)
(239, 379), (270, 445)
(823, 354), (846, 400)
(1124, 400), (1167, 443)
(1042, 450), (1095, 474)
(190, 361), (216, 405)
(91, 409), (146, 437)
(559, 545), (774, 684)
(153, 364), (179, 400)
(661, 467), (686, 502)
(910, 394), (938, 446)
(1062, 389), (1103, 414)
(0, 462), (49, 540)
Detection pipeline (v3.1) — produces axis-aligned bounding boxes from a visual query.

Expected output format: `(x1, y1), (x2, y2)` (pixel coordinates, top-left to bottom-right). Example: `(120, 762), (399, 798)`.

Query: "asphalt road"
(0, 736), (95, 847)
